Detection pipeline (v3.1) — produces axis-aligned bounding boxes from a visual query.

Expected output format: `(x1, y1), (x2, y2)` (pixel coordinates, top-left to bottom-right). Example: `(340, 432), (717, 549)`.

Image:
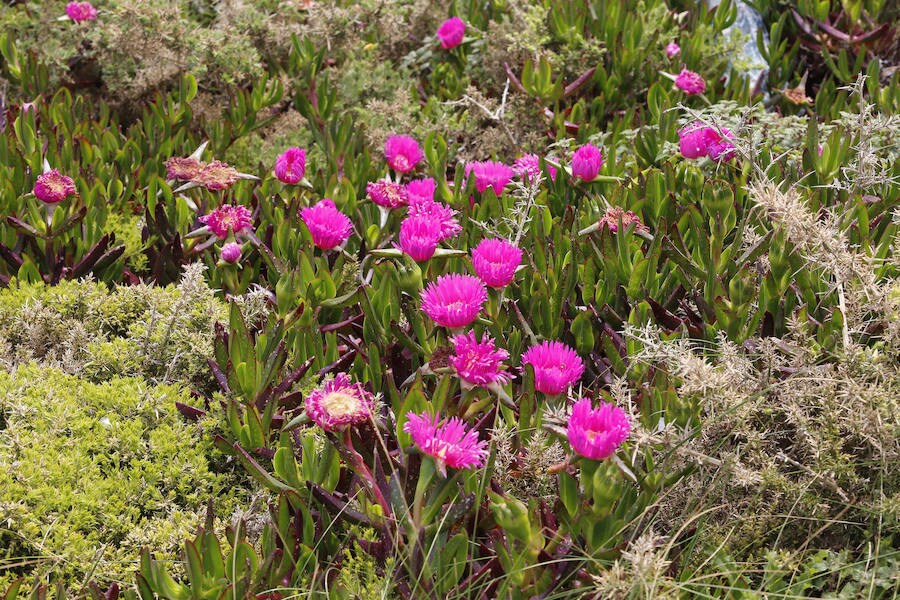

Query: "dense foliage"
(0, 0), (898, 598)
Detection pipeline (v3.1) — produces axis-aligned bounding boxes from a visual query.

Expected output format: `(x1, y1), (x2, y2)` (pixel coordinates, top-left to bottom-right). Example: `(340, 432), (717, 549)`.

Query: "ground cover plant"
(0, 0), (898, 598)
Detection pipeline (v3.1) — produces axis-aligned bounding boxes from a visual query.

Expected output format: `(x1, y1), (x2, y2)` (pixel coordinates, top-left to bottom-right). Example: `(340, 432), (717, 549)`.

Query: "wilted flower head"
(165, 157), (204, 181)
(407, 197), (461, 241)
(65, 1), (97, 22)
(567, 398), (630, 460)
(33, 169), (76, 204)
(465, 161), (514, 195)
(300, 199), (354, 250)
(199, 204), (253, 239)
(274, 147), (306, 184)
(405, 178), (436, 204)
(675, 68), (706, 95)
(220, 242), (242, 264)
(665, 42), (680, 58)
(421, 274), (487, 329)
(193, 160), (240, 190)
(436, 16), (466, 49)
(399, 215), (442, 262)
(600, 207), (649, 233)
(571, 144), (603, 181)
(521, 341), (584, 395)
(471, 238), (522, 288)
(367, 180), (408, 209)
(451, 331), (511, 387)
(404, 411), (488, 473)
(306, 373), (375, 432)
(512, 154), (557, 182)
(384, 135), (423, 173)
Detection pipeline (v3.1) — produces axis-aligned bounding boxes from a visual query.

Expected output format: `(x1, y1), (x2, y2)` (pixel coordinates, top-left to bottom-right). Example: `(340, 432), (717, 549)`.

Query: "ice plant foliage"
(436, 17), (466, 50)
(367, 180), (408, 209)
(65, 2), (97, 22)
(675, 68), (706, 95)
(399, 215), (442, 261)
(274, 147), (306, 184)
(305, 373), (375, 432)
(512, 154), (557, 182)
(300, 199), (354, 250)
(466, 161), (515, 195)
(571, 144), (603, 181)
(404, 412), (489, 473)
(33, 169), (76, 204)
(199, 204), (253, 239)
(567, 398), (630, 460)
(521, 341), (585, 395)
(421, 274), (488, 328)
(471, 238), (522, 288)
(220, 242), (242, 264)
(450, 332), (511, 387)
(384, 135), (423, 173)
(678, 123), (735, 162)
(665, 42), (681, 58)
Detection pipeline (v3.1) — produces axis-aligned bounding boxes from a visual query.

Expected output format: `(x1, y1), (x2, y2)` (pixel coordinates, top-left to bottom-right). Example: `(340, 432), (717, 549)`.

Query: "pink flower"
(421, 274), (487, 329)
(399, 215), (442, 261)
(407, 198), (460, 241)
(436, 16), (466, 50)
(192, 160), (240, 190)
(706, 128), (736, 162)
(306, 373), (375, 432)
(521, 341), (584, 395)
(599, 207), (649, 233)
(65, 1), (97, 22)
(33, 169), (76, 204)
(512, 154), (557, 182)
(405, 178), (436, 204)
(384, 135), (423, 174)
(199, 204), (253, 239)
(165, 157), (204, 181)
(665, 42), (681, 58)
(300, 199), (354, 250)
(471, 238), (522, 288)
(220, 242), (242, 264)
(567, 398), (630, 460)
(675, 68), (706, 95)
(678, 124), (712, 159)
(274, 147), (306, 184)
(367, 180), (408, 209)
(817, 144), (824, 156)
(404, 411), (488, 473)
(450, 331), (511, 387)
(465, 161), (514, 195)
(571, 144), (603, 181)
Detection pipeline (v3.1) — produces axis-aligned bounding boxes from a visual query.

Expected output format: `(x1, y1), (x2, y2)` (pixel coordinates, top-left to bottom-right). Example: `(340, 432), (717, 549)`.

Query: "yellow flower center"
(322, 391), (361, 418)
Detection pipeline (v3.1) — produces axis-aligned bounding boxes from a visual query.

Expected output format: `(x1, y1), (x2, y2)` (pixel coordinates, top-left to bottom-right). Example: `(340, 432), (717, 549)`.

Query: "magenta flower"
(274, 147), (306, 184)
(521, 341), (584, 395)
(405, 178), (436, 204)
(599, 207), (649, 233)
(399, 215), (442, 262)
(665, 42), (681, 58)
(567, 398), (630, 460)
(512, 154), (557, 182)
(300, 199), (354, 250)
(705, 128), (736, 162)
(421, 274), (487, 329)
(471, 238), (522, 288)
(367, 180), (408, 209)
(451, 331), (511, 387)
(678, 124), (712, 159)
(199, 204), (253, 239)
(407, 198), (461, 241)
(404, 411), (489, 474)
(306, 373), (375, 432)
(436, 16), (466, 50)
(384, 135), (424, 174)
(465, 161), (514, 195)
(33, 169), (76, 204)
(165, 156), (204, 181)
(220, 242), (242, 264)
(675, 68), (706, 95)
(571, 143), (603, 181)
(192, 160), (240, 190)
(65, 1), (97, 22)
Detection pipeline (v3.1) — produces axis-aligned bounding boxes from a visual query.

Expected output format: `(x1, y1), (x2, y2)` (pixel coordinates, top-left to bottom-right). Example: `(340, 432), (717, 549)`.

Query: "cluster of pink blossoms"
(678, 123), (736, 162)
(65, 1), (97, 22)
